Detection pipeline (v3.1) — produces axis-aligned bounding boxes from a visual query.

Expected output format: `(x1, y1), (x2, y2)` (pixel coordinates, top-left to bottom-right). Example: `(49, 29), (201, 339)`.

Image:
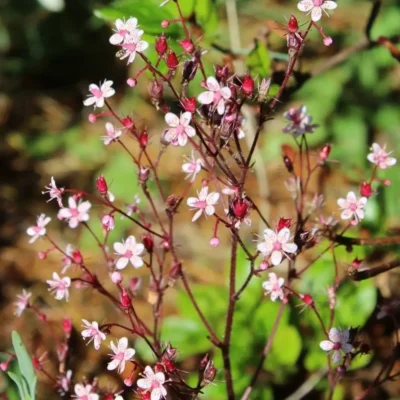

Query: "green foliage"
(8, 332), (37, 400)
(246, 40), (271, 77)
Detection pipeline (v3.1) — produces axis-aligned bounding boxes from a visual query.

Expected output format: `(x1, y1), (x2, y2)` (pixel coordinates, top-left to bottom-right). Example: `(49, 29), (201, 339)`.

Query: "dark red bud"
(337, 365), (347, 374)
(120, 289), (131, 308)
(277, 217), (291, 231)
(155, 33), (168, 55)
(200, 353), (210, 370)
(166, 50), (179, 70)
(163, 359), (176, 372)
(179, 39), (195, 54)
(62, 318), (72, 335)
(288, 14), (299, 33)
(359, 343), (371, 354)
(319, 144), (331, 163)
(203, 361), (217, 383)
(96, 174), (108, 196)
(241, 74), (254, 97)
(360, 182), (374, 198)
(161, 240), (170, 251)
(139, 131), (148, 148)
(142, 234), (154, 253)
(283, 155), (294, 173)
(300, 294), (314, 307)
(155, 362), (164, 373)
(231, 198), (249, 219)
(169, 263), (181, 280)
(182, 97), (197, 113)
(122, 116), (134, 129)
(215, 65), (229, 82)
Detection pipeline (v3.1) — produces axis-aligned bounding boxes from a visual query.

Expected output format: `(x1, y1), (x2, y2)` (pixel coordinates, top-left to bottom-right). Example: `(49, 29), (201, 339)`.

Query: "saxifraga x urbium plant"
(3, 0), (400, 399)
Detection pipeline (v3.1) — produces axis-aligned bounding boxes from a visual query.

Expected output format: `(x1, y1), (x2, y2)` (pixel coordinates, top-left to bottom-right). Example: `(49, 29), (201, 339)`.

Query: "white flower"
(297, 0), (337, 22)
(257, 228), (297, 266)
(197, 76), (232, 115)
(83, 80), (115, 108)
(337, 191), (367, 225)
(107, 337), (135, 374)
(117, 29), (149, 64)
(187, 186), (220, 222)
(14, 289), (32, 317)
(367, 143), (396, 169)
(164, 112), (196, 147)
(102, 122), (122, 145)
(109, 17), (138, 45)
(26, 214), (51, 243)
(182, 151), (204, 181)
(46, 272), (71, 301)
(113, 235), (144, 269)
(81, 320), (106, 350)
(283, 105), (317, 137)
(58, 197), (92, 228)
(320, 328), (353, 363)
(42, 176), (64, 207)
(58, 369), (72, 395)
(262, 273), (285, 302)
(73, 383), (99, 400)
(137, 366), (167, 400)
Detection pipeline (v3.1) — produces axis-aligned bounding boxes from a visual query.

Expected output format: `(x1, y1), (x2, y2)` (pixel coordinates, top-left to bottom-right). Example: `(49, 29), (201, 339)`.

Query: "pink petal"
(206, 76), (220, 91)
(116, 257), (129, 270)
(282, 243), (297, 254)
(220, 86), (232, 99)
(320, 340), (334, 351)
(322, 1), (337, 10)
(271, 250), (283, 266)
(197, 91), (214, 105)
(180, 112), (192, 126)
(277, 227), (290, 243)
(165, 113), (180, 127)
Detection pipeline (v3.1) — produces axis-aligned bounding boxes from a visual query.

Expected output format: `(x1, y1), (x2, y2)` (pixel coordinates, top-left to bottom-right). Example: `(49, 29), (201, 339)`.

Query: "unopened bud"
(88, 113), (97, 123)
(96, 174), (108, 196)
(127, 78), (137, 87)
(122, 116), (134, 129)
(166, 194), (181, 212)
(139, 131), (148, 148)
(102, 214), (115, 232)
(179, 39), (195, 54)
(138, 166), (150, 185)
(124, 377), (134, 387)
(111, 271), (123, 284)
(142, 234), (154, 253)
(161, 20), (169, 28)
(384, 179), (391, 186)
(182, 60), (198, 82)
(360, 182), (374, 198)
(283, 155), (294, 173)
(62, 318), (72, 335)
(241, 74), (254, 97)
(72, 250), (83, 264)
(277, 217), (291, 231)
(215, 65), (229, 83)
(259, 260), (269, 270)
(323, 36), (333, 46)
(169, 263), (181, 280)
(337, 365), (347, 374)
(182, 97), (197, 113)
(161, 240), (170, 251)
(148, 80), (164, 100)
(210, 237), (220, 247)
(38, 251), (47, 260)
(155, 33), (168, 55)
(200, 353), (210, 370)
(300, 293), (314, 307)
(288, 14), (299, 33)
(0, 361), (9, 371)
(203, 360), (217, 384)
(319, 144), (331, 163)
(120, 289), (131, 308)
(166, 50), (179, 70)
(163, 358), (176, 372)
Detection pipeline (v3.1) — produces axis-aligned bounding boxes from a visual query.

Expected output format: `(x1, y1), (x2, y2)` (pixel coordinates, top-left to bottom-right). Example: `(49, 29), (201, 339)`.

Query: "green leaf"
(194, 0), (219, 36)
(246, 40), (271, 77)
(8, 372), (28, 400)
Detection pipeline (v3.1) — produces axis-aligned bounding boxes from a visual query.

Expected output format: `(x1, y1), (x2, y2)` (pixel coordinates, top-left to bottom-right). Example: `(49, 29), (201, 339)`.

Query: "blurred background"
(1, 0), (400, 398)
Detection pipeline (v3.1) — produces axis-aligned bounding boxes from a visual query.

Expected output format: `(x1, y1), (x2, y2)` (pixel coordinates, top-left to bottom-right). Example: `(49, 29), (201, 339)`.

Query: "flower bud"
(161, 20), (169, 28)
(138, 166), (150, 185)
(203, 360), (217, 384)
(179, 39), (195, 54)
(259, 260), (269, 270)
(72, 250), (83, 264)
(0, 361), (9, 371)
(360, 182), (374, 198)
(124, 377), (134, 387)
(155, 362), (164, 373)
(111, 271), (123, 284)
(32, 356), (42, 371)
(215, 65), (229, 83)
(288, 14), (299, 33)
(283, 155), (294, 173)
(164, 343), (177, 360)
(122, 116), (134, 129)
(139, 131), (148, 148)
(352, 257), (363, 269)
(102, 214), (115, 232)
(277, 217), (291, 231)
(161, 239), (170, 251)
(155, 33), (168, 56)
(231, 197), (250, 220)
(166, 50), (179, 70)
(38, 251), (47, 260)
(241, 74), (254, 97)
(96, 174), (108, 196)
(163, 358), (176, 372)
(62, 318), (72, 335)
(210, 237), (220, 247)
(200, 353), (210, 371)
(337, 365), (347, 374)
(127, 78), (137, 87)
(120, 289), (131, 308)
(300, 293), (314, 307)
(323, 36), (333, 46)
(88, 113), (97, 123)
(142, 234), (154, 253)
(319, 144), (331, 163)
(169, 263), (181, 280)
(148, 80), (164, 100)
(182, 97), (197, 113)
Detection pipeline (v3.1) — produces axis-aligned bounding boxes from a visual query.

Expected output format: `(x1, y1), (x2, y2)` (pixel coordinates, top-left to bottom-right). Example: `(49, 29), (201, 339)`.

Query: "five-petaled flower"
(109, 17), (138, 45)
(26, 214), (51, 243)
(102, 122), (122, 145)
(46, 272), (71, 301)
(182, 151), (204, 182)
(114, 235), (144, 269)
(367, 143), (396, 169)
(262, 273), (285, 302)
(257, 228), (298, 266)
(337, 191), (367, 225)
(137, 366), (167, 400)
(73, 383), (99, 400)
(43, 176), (64, 207)
(81, 320), (107, 350)
(117, 29), (149, 64)
(14, 289), (32, 317)
(58, 197), (92, 228)
(83, 80), (115, 108)
(319, 328), (353, 363)
(283, 105), (318, 137)
(187, 186), (220, 222)
(107, 337), (136, 374)
(164, 112), (196, 147)
(297, 0), (337, 22)
(198, 76), (232, 115)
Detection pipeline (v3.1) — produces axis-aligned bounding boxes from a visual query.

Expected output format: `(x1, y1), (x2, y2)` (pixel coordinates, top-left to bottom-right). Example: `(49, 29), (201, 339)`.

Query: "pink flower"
(102, 122), (122, 145)
(182, 151), (204, 181)
(14, 289), (32, 317)
(107, 337), (135, 374)
(197, 77), (232, 115)
(137, 366), (167, 400)
(46, 272), (71, 301)
(187, 186), (220, 222)
(283, 105), (318, 137)
(320, 328), (353, 363)
(117, 29), (149, 64)
(58, 370), (72, 395)
(297, 0), (337, 22)
(257, 228), (297, 266)
(164, 112), (196, 147)
(113, 235), (144, 269)
(109, 17), (138, 45)
(73, 383), (99, 400)
(26, 214), (51, 243)
(337, 191), (367, 225)
(262, 273), (285, 302)
(81, 320), (106, 350)
(58, 197), (91, 228)
(83, 80), (115, 108)
(102, 214), (115, 231)
(42, 176), (64, 207)
(367, 143), (396, 169)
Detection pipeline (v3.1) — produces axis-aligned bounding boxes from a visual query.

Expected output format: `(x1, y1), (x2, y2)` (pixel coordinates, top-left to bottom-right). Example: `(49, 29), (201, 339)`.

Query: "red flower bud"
(200, 354), (210, 370)
(88, 113), (97, 123)
(155, 362), (164, 373)
(241, 74), (254, 97)
(215, 65), (229, 83)
(277, 217), (291, 231)
(203, 360), (217, 384)
(163, 359), (176, 372)
(138, 166), (150, 185)
(72, 250), (83, 264)
(283, 155), (294, 173)
(169, 263), (181, 280)
(300, 293), (314, 307)
(166, 50), (179, 70)
(231, 197), (250, 220)
(142, 234), (154, 253)
(288, 14), (299, 33)
(352, 257), (363, 269)
(182, 97), (197, 113)
(179, 39), (195, 54)
(155, 33), (168, 55)
(38, 251), (47, 260)
(62, 318), (72, 335)
(360, 182), (374, 198)
(120, 289), (131, 308)
(127, 78), (137, 87)
(139, 131), (148, 148)
(161, 20), (169, 28)
(319, 144), (331, 163)
(96, 174), (108, 196)
(122, 116), (134, 129)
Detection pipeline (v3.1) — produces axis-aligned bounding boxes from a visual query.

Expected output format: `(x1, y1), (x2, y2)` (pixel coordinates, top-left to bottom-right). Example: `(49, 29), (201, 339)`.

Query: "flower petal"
(271, 250), (283, 266)
(319, 340), (334, 351)
(297, 0), (314, 12)
(165, 113), (180, 127)
(197, 91), (214, 105)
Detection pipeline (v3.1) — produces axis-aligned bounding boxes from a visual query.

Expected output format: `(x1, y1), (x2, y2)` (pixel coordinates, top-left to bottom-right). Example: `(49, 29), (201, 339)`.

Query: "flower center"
(349, 203), (357, 211)
(213, 92), (222, 104)
(90, 88), (103, 98)
(273, 242), (282, 251)
(194, 200), (207, 210)
(124, 250), (133, 258)
(313, 0), (324, 6)
(123, 42), (137, 52)
(333, 342), (341, 350)
(70, 208), (79, 217)
(176, 125), (185, 136)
